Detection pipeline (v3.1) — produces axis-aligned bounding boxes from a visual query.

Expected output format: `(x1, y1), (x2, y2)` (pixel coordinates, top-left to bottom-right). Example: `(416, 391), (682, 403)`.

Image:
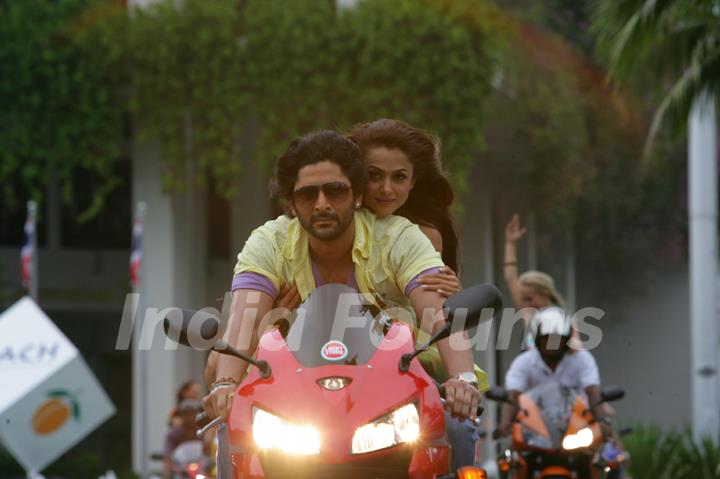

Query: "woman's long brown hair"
(347, 119), (460, 273)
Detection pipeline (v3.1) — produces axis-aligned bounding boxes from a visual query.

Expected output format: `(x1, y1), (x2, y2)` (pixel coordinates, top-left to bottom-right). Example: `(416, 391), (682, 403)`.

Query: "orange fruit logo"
(31, 390), (80, 436)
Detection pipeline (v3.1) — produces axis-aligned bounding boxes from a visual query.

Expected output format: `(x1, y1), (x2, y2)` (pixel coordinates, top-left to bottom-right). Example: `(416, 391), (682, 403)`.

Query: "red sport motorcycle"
(166, 283), (502, 479)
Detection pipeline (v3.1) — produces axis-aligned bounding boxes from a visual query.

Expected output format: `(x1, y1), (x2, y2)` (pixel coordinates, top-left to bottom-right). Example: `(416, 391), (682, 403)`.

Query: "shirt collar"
(282, 209), (374, 262)
(281, 210), (375, 301)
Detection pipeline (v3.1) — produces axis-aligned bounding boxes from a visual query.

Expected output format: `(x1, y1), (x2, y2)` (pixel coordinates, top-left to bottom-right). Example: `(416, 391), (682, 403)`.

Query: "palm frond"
(645, 30), (720, 153)
(593, 0), (720, 153)
(593, 0), (680, 78)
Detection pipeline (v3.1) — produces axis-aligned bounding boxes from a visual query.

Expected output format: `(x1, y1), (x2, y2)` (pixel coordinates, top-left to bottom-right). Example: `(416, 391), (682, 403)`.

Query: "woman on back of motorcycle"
(348, 118), (462, 295)
(348, 118), (482, 469)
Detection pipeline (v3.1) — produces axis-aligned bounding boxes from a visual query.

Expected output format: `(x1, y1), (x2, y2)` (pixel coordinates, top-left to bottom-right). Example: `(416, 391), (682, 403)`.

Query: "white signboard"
(0, 297), (116, 473)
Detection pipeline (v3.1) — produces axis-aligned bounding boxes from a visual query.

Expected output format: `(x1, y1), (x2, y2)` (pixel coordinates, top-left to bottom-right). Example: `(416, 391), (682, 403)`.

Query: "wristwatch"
(454, 371), (479, 388)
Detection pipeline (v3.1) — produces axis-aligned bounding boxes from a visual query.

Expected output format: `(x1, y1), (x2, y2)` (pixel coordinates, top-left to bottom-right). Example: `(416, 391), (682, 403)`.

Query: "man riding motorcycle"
(203, 129), (485, 470)
(495, 306), (610, 440)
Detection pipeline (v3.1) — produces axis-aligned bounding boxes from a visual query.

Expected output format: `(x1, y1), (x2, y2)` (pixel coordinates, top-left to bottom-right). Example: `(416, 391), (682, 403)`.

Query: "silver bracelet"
(210, 381), (237, 393)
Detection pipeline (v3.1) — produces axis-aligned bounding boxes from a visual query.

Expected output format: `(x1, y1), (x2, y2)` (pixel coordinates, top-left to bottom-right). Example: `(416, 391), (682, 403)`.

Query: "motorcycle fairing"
(227, 319), (449, 477)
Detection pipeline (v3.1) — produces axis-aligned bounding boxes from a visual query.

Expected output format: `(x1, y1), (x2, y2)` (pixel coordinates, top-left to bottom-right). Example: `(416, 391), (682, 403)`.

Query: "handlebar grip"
(437, 382), (484, 419)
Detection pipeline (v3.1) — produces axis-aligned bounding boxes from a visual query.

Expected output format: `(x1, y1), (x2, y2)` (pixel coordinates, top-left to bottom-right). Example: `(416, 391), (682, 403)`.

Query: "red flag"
(129, 203), (145, 289)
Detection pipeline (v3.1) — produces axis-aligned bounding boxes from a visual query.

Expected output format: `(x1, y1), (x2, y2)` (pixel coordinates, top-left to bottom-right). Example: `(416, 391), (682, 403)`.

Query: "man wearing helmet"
(495, 306), (609, 438)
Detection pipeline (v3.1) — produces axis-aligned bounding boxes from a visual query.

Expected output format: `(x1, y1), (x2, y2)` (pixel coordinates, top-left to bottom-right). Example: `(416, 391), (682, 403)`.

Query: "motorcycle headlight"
(252, 407), (321, 455)
(562, 427), (594, 450)
(351, 403), (420, 454)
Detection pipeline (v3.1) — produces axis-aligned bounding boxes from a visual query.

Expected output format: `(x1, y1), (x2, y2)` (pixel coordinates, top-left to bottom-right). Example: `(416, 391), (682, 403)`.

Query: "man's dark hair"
(274, 130), (367, 202)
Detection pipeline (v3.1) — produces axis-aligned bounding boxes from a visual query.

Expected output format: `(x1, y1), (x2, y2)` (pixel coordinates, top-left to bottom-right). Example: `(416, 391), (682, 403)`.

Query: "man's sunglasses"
(292, 181), (351, 206)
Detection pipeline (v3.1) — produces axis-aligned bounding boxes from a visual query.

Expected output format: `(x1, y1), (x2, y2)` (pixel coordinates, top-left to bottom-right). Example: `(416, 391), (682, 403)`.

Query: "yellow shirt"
(233, 208), (488, 391)
(234, 208), (444, 307)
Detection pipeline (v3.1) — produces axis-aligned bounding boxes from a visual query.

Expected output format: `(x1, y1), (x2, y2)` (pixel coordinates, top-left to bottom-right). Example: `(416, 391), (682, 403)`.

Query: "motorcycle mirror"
(163, 308), (220, 348)
(600, 386), (625, 403)
(484, 386), (509, 403)
(163, 308), (272, 379)
(399, 283), (503, 373)
(443, 283), (503, 331)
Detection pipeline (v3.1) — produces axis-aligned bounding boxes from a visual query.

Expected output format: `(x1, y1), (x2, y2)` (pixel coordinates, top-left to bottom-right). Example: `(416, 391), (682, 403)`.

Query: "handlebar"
(195, 409), (224, 438)
(436, 382), (484, 424)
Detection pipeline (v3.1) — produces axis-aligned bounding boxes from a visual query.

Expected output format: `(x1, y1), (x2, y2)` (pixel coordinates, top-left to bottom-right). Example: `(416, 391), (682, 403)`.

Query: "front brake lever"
(196, 416), (225, 438)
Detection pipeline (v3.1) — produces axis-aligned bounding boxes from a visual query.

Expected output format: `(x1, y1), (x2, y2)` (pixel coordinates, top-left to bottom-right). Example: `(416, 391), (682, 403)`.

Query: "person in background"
(494, 307), (624, 476)
(168, 380), (202, 428)
(163, 399), (203, 478)
(494, 307), (609, 438)
(504, 213), (570, 347)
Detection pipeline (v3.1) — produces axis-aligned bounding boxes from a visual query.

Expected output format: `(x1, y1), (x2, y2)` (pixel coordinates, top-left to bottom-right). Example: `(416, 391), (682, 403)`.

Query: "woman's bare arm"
(504, 214), (526, 309)
(417, 225), (461, 297)
(419, 224), (443, 252)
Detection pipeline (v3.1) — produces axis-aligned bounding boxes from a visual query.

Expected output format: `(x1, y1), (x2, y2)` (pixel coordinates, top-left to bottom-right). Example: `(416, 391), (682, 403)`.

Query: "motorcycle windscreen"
(284, 284), (385, 367)
(523, 381), (581, 449)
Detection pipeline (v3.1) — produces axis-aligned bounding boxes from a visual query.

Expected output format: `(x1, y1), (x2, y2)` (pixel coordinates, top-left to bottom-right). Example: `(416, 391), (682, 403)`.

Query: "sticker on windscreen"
(321, 340), (348, 361)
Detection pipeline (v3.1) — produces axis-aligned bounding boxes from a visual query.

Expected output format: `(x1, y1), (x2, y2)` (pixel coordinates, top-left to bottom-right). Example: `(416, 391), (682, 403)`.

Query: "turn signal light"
(457, 466), (488, 479)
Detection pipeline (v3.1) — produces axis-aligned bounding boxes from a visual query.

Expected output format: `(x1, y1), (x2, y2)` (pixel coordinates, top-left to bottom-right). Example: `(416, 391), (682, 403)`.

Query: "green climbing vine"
(0, 0), (499, 216)
(0, 0), (127, 220)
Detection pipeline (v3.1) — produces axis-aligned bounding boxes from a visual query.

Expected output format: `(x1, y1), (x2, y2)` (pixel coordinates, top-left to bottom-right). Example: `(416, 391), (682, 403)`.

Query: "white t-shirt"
(505, 348), (600, 392)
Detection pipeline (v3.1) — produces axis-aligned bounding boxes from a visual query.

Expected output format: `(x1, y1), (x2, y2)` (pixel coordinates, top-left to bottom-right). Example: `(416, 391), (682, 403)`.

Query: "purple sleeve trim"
(404, 267), (443, 296)
(231, 272), (278, 299)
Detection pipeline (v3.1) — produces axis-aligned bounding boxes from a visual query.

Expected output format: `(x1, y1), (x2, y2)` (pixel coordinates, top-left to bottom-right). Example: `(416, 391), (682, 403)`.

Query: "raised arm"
(203, 288), (274, 419)
(504, 214), (526, 309)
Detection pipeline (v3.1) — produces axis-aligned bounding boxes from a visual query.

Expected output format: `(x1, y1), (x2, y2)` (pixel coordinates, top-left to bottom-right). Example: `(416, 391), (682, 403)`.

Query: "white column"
(479, 182), (498, 472)
(126, 0), (209, 473)
(131, 137), (208, 476)
(688, 92), (719, 440)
